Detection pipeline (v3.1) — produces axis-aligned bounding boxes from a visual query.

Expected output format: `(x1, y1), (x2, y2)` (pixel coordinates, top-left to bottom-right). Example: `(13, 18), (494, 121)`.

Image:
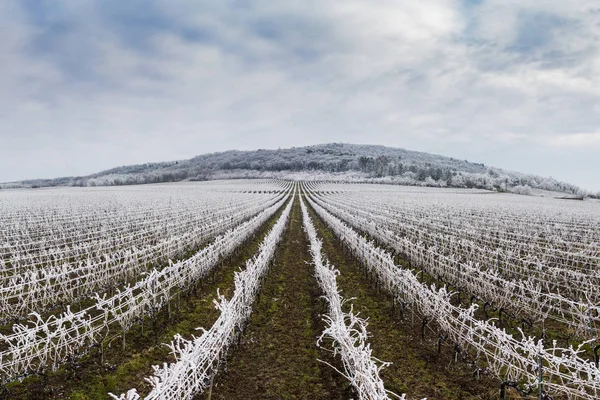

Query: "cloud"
(549, 132), (600, 148)
(0, 0), (599, 190)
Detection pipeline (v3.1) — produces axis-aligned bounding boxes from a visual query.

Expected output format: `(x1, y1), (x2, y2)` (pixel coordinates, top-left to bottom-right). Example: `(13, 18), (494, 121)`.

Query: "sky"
(1, 1), (599, 191)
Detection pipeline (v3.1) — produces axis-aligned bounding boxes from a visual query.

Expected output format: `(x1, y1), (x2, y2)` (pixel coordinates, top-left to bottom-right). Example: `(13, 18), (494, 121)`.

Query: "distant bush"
(511, 185), (532, 195)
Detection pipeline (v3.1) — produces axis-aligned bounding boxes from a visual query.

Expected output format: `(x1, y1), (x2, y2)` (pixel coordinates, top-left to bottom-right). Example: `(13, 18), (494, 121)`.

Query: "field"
(0, 180), (599, 399)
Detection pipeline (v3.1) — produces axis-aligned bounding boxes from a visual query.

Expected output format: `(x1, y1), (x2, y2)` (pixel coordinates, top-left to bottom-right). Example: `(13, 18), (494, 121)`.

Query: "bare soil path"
(204, 195), (349, 400)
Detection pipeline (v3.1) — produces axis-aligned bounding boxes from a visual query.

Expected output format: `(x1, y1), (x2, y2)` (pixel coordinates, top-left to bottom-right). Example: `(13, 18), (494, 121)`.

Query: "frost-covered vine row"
(109, 188), (295, 400)
(309, 190), (600, 339)
(0, 190), (290, 384)
(0, 192), (286, 319)
(300, 194), (394, 400)
(305, 190), (600, 399)
(304, 182), (600, 276)
(312, 186), (600, 293)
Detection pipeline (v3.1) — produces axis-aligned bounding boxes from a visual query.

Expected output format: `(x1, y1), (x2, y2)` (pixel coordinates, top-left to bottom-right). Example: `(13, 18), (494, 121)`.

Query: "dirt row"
(201, 194), (349, 399)
(203, 194), (501, 399)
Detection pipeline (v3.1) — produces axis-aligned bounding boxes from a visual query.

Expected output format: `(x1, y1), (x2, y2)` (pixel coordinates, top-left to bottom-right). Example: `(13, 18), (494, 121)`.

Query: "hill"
(0, 143), (588, 196)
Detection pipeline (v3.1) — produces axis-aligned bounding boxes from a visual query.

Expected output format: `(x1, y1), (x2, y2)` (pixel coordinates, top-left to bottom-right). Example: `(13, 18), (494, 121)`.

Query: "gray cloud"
(1, 0), (599, 190)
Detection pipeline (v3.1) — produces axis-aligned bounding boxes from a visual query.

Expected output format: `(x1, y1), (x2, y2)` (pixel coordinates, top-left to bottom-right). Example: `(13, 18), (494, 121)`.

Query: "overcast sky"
(2, 1), (599, 190)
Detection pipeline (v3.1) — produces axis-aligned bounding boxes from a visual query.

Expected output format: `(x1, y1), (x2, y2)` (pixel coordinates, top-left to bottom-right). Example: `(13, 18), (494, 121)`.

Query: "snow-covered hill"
(0, 143), (589, 196)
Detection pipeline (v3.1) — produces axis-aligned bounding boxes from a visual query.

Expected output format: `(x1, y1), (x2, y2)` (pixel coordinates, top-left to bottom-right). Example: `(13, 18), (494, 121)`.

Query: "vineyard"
(0, 180), (599, 399)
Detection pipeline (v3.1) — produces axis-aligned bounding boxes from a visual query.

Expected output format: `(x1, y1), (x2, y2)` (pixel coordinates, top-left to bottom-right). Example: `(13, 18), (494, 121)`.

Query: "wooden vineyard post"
(589, 307), (600, 368)
(538, 352), (543, 400)
(207, 372), (215, 400)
